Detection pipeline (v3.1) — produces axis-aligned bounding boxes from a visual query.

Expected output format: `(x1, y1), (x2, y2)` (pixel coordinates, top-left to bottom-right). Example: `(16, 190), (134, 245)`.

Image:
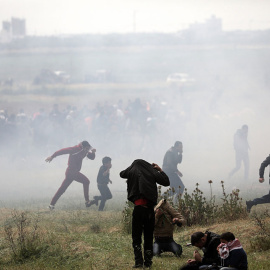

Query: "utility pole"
(133, 10), (137, 33)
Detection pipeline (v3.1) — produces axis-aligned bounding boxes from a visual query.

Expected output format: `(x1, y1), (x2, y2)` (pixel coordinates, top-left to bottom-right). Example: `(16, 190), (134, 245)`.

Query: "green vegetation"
(1, 43), (270, 269)
(122, 182), (247, 233)
(1, 183), (270, 270)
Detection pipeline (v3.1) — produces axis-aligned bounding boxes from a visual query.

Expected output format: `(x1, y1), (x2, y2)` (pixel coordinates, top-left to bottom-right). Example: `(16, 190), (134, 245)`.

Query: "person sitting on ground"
(153, 198), (185, 257)
(182, 231), (221, 270)
(218, 232), (248, 270)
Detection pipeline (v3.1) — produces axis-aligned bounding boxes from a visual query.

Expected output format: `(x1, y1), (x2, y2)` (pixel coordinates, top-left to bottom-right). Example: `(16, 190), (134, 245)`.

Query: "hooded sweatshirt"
(120, 159), (170, 206)
(52, 143), (95, 172)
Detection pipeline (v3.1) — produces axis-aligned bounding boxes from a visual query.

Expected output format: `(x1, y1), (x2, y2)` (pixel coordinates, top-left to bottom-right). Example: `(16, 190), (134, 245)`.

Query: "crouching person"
(153, 199), (185, 257)
(180, 231), (221, 270)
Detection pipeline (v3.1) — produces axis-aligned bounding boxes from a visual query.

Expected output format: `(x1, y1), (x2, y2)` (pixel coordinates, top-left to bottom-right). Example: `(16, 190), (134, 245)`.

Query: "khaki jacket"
(154, 199), (185, 238)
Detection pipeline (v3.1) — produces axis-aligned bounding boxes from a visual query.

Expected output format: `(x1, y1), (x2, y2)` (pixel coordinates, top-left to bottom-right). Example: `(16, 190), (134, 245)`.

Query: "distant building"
(0, 17), (26, 43)
(0, 21), (11, 43)
(184, 15), (223, 40)
(205, 15), (222, 34)
(2, 21), (11, 33)
(11, 17), (26, 36)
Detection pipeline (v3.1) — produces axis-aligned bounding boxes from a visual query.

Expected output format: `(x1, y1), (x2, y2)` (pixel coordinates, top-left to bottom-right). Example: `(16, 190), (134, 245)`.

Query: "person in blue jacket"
(218, 232), (248, 270)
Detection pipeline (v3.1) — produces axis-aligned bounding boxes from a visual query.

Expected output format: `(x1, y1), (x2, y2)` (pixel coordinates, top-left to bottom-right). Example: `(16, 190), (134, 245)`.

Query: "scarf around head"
(218, 239), (242, 259)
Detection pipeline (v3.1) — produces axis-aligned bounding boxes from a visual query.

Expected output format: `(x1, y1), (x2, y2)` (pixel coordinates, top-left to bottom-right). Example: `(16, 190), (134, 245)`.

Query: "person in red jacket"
(45, 140), (96, 210)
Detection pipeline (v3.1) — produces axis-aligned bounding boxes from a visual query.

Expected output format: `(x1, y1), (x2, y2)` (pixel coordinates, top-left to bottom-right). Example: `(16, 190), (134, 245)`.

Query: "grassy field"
(1, 45), (270, 269)
(0, 203), (270, 270)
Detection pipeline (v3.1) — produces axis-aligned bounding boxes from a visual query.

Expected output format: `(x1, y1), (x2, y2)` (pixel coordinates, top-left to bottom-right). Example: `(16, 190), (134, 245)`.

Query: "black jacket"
(222, 248), (248, 270)
(162, 146), (182, 172)
(201, 231), (221, 265)
(120, 159), (170, 206)
(259, 154), (270, 180)
(97, 165), (110, 185)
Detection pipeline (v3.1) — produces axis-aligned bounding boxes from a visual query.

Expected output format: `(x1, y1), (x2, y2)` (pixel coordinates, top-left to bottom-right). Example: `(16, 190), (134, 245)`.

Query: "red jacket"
(52, 144), (95, 172)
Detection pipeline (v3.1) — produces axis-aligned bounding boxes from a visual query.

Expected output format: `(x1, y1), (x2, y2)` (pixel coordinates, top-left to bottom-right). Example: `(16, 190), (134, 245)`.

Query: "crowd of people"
(43, 129), (268, 269)
(2, 95), (270, 269)
(0, 97), (180, 161)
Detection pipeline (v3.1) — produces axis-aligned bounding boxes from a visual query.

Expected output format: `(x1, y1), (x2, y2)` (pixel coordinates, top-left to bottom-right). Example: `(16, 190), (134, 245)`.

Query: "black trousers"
(95, 184), (112, 211)
(253, 190), (270, 205)
(132, 205), (155, 266)
(164, 170), (185, 195)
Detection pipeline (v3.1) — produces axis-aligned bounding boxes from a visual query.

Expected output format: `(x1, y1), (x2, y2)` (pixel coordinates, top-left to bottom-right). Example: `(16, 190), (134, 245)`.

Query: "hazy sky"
(1, 0), (270, 35)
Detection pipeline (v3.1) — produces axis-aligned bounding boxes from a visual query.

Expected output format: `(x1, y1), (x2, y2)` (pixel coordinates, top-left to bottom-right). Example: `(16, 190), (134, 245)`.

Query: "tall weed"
(218, 181), (247, 221)
(177, 182), (218, 226)
(3, 210), (46, 262)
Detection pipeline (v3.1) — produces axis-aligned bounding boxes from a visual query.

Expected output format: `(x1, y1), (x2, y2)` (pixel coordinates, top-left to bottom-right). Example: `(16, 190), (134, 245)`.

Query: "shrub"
(121, 181), (247, 228)
(218, 181), (247, 221)
(249, 210), (270, 251)
(177, 183), (218, 226)
(3, 210), (46, 262)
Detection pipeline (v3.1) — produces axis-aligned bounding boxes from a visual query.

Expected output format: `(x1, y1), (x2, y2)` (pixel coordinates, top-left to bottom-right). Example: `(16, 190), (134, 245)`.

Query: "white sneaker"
(49, 205), (55, 210)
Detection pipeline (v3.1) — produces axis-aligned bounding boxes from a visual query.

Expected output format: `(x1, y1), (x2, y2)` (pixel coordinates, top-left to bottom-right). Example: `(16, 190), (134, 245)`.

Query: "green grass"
(0, 204), (270, 270)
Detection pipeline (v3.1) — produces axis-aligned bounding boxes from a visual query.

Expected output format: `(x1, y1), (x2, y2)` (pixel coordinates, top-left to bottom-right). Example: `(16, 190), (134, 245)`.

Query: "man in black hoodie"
(120, 159), (170, 268)
(185, 231), (221, 269)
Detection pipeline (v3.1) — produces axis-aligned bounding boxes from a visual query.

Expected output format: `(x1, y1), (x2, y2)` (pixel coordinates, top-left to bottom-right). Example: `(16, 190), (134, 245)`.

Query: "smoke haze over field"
(1, 1), (270, 209)
(1, 71), (270, 208)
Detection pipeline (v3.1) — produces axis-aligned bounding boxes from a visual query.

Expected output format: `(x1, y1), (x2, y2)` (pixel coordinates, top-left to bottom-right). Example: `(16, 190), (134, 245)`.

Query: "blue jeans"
(153, 237), (182, 257)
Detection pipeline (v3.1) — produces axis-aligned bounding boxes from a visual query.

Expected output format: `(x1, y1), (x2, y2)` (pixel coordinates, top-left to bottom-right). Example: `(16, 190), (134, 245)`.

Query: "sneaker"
(49, 205), (55, 210)
(246, 200), (254, 213)
(85, 200), (98, 208)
